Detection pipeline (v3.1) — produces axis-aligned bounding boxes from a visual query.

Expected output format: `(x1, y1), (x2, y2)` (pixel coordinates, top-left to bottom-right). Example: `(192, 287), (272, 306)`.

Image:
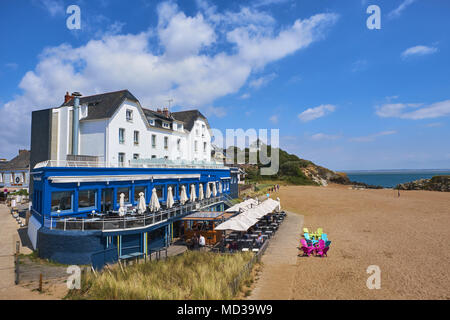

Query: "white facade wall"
(51, 98), (211, 165)
(79, 120), (107, 159)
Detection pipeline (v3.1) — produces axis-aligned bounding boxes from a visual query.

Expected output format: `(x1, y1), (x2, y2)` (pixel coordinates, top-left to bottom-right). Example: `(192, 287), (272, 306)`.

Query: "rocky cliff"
(396, 175), (450, 192)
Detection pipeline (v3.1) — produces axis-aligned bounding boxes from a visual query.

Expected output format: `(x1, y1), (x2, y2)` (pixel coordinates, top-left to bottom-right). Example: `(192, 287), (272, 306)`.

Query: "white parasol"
(180, 185), (188, 205)
(212, 182), (217, 197)
(118, 193), (126, 216)
(189, 184), (197, 202)
(166, 186), (174, 209)
(149, 187), (160, 212)
(198, 183), (204, 201)
(206, 182), (211, 199)
(218, 181), (222, 194)
(138, 192), (146, 214)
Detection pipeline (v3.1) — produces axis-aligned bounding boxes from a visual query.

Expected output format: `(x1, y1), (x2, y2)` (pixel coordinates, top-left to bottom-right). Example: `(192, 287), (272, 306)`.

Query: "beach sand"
(253, 184), (450, 300)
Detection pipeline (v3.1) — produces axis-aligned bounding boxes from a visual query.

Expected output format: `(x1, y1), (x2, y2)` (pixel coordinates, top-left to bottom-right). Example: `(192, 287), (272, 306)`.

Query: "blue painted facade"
(30, 165), (235, 267)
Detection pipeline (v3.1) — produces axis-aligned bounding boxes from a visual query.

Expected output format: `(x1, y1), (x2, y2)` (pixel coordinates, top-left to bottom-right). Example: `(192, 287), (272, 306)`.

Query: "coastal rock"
(396, 176), (450, 192)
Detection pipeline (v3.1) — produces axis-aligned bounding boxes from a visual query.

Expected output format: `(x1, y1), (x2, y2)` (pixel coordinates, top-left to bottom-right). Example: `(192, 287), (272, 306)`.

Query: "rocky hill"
(396, 176), (450, 192)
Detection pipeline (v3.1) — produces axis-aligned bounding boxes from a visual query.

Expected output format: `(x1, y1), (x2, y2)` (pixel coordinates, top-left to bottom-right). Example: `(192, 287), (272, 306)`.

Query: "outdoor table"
(249, 234), (258, 238)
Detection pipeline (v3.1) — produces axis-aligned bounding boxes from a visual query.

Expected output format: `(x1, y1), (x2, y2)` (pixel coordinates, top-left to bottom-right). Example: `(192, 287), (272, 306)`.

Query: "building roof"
(171, 110), (210, 131)
(61, 90), (139, 121)
(0, 150), (30, 170)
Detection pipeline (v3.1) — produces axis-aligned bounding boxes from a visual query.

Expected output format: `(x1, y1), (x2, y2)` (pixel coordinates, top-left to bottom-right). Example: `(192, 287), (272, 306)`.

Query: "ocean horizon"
(343, 169), (450, 188)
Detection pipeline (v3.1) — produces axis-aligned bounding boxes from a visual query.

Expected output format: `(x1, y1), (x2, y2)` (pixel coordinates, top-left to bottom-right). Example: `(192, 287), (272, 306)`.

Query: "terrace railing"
(34, 159), (227, 170)
(43, 196), (226, 232)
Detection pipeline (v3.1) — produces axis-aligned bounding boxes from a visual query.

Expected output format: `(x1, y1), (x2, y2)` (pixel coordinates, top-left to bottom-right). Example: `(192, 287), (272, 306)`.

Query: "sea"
(344, 170), (450, 188)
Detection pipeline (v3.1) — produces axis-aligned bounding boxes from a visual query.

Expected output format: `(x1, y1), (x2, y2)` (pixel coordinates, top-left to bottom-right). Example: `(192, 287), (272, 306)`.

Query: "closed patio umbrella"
(149, 187), (160, 212)
(189, 184), (196, 202)
(218, 181), (222, 194)
(212, 182), (217, 197)
(180, 185), (188, 205)
(198, 183), (204, 201)
(138, 192), (146, 214)
(167, 186), (174, 209)
(206, 182), (211, 199)
(118, 193), (126, 216)
(276, 197), (281, 212)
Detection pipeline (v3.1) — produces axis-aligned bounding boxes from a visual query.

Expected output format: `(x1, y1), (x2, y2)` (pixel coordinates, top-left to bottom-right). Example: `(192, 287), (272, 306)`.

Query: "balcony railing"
(34, 158), (227, 170)
(42, 196), (226, 232)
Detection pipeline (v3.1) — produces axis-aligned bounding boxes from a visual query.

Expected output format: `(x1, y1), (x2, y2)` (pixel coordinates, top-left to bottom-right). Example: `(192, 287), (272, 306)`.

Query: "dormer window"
(173, 123), (177, 130)
(163, 122), (170, 129)
(148, 119), (155, 126)
(126, 109), (133, 122)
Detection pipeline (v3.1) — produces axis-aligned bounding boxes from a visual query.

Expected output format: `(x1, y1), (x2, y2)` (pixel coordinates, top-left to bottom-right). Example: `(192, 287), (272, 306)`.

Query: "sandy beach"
(250, 184), (450, 300)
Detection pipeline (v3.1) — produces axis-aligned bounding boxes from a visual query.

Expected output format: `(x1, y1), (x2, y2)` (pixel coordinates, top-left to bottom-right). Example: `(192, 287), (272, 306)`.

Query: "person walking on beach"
(398, 187), (400, 198)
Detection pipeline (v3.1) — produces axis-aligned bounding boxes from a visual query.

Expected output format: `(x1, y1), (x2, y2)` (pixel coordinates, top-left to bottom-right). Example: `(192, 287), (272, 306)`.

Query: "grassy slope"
(68, 251), (254, 300)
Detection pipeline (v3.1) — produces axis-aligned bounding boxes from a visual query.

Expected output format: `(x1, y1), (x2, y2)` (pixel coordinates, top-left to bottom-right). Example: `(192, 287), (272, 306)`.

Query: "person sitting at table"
(256, 233), (264, 246)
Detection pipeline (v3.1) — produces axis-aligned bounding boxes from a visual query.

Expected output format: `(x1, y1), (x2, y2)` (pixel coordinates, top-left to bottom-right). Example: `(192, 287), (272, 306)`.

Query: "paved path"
(0, 204), (20, 290)
(247, 211), (304, 300)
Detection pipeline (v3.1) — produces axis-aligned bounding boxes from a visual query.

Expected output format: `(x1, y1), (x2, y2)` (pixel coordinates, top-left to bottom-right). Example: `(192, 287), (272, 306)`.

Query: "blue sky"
(0, 0), (449, 170)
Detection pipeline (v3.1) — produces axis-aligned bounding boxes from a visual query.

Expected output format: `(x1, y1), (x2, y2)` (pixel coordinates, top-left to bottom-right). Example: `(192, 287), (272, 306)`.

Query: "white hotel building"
(30, 90), (213, 169)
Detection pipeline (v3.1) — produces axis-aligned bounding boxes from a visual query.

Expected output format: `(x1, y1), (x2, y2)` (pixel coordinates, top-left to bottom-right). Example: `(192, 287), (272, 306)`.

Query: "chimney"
(64, 91), (73, 103)
(157, 108), (162, 114)
(71, 92), (82, 156)
(19, 149), (27, 155)
(163, 107), (169, 117)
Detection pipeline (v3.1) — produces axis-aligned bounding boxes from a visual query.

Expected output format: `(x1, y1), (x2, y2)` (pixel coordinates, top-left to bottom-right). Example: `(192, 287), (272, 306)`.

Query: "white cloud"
(240, 93), (251, 99)
(401, 45), (438, 58)
(310, 133), (340, 141)
(388, 0), (417, 19)
(351, 59), (368, 72)
(203, 106), (227, 118)
(376, 100), (450, 120)
(298, 104), (336, 122)
(249, 73), (277, 89)
(350, 131), (397, 142)
(36, 0), (65, 17)
(269, 115), (278, 124)
(252, 0), (291, 8)
(0, 1), (338, 157)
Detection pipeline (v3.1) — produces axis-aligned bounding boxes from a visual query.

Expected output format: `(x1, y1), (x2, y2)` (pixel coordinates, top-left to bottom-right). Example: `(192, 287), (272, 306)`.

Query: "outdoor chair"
(315, 240), (329, 257)
(300, 239), (315, 257)
(316, 228), (323, 237)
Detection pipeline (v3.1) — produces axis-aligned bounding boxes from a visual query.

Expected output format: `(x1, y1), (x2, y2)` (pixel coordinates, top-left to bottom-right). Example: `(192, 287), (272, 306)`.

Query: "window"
(149, 119), (155, 126)
(134, 131), (139, 145)
(118, 153), (125, 167)
(151, 155), (156, 159)
(163, 122), (170, 129)
(117, 187), (130, 203)
(194, 141), (198, 152)
(196, 129), (199, 136)
(51, 191), (73, 212)
(177, 139), (181, 151)
(119, 128), (125, 144)
(203, 142), (207, 153)
(152, 134), (156, 148)
(126, 109), (133, 121)
(173, 123), (177, 130)
(179, 124), (183, 131)
(133, 154), (139, 160)
(78, 190), (96, 210)
(155, 185), (163, 198)
(134, 186), (146, 203)
(164, 136), (168, 149)
(164, 156), (168, 160)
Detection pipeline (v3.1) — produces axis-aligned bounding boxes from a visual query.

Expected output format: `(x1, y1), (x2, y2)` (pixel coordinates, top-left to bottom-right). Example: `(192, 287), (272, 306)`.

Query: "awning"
(48, 173), (201, 184)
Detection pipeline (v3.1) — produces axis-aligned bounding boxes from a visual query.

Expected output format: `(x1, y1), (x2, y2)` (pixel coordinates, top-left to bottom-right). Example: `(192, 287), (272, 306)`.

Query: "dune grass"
(67, 251), (254, 300)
